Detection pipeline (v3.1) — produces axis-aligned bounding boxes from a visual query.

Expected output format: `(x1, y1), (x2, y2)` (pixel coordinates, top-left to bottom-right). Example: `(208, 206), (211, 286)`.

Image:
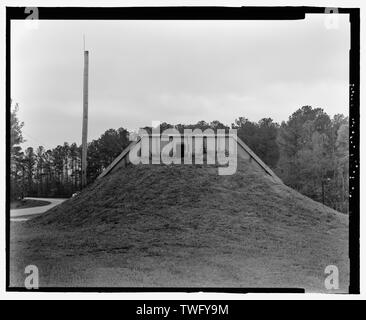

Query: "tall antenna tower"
(81, 37), (89, 188)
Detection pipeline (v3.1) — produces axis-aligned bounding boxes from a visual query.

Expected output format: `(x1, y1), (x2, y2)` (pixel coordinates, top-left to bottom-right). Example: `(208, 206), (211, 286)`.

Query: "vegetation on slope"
(10, 159), (348, 291)
(11, 102), (349, 212)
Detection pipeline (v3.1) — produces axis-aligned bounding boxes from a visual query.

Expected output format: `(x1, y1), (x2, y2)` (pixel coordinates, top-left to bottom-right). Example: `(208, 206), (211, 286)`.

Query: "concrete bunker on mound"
(97, 133), (283, 184)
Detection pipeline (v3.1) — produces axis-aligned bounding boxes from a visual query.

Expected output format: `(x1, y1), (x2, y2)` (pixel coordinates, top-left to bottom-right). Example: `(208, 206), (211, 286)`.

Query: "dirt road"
(10, 197), (67, 220)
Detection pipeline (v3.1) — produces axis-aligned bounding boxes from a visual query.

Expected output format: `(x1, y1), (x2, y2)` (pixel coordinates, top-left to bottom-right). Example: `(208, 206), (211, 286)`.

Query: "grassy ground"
(10, 199), (51, 210)
(10, 160), (349, 292)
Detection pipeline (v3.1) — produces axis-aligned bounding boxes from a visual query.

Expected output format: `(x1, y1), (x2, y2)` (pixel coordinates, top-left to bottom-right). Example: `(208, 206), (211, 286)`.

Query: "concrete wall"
(113, 136), (239, 165)
(107, 135), (280, 184)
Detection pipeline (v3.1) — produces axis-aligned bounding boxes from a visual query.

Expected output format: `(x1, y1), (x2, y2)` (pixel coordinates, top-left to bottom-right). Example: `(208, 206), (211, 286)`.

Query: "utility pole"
(81, 48), (89, 188)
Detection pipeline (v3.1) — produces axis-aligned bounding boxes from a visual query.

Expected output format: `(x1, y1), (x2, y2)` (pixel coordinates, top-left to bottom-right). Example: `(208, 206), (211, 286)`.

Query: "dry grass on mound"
(10, 160), (349, 291)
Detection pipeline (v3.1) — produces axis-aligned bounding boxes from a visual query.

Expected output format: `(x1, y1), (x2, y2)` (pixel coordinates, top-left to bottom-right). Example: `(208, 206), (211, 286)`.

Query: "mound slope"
(10, 159), (349, 291)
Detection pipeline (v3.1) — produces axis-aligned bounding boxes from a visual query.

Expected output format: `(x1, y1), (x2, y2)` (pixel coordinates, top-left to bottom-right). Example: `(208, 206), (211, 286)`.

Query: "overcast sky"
(11, 15), (350, 150)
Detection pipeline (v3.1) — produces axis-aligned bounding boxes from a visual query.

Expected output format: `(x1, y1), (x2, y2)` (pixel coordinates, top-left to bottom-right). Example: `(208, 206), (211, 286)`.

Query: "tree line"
(10, 102), (349, 213)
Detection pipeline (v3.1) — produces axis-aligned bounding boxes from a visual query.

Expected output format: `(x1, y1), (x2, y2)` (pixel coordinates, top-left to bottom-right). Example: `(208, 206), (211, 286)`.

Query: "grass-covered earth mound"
(10, 159), (349, 291)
